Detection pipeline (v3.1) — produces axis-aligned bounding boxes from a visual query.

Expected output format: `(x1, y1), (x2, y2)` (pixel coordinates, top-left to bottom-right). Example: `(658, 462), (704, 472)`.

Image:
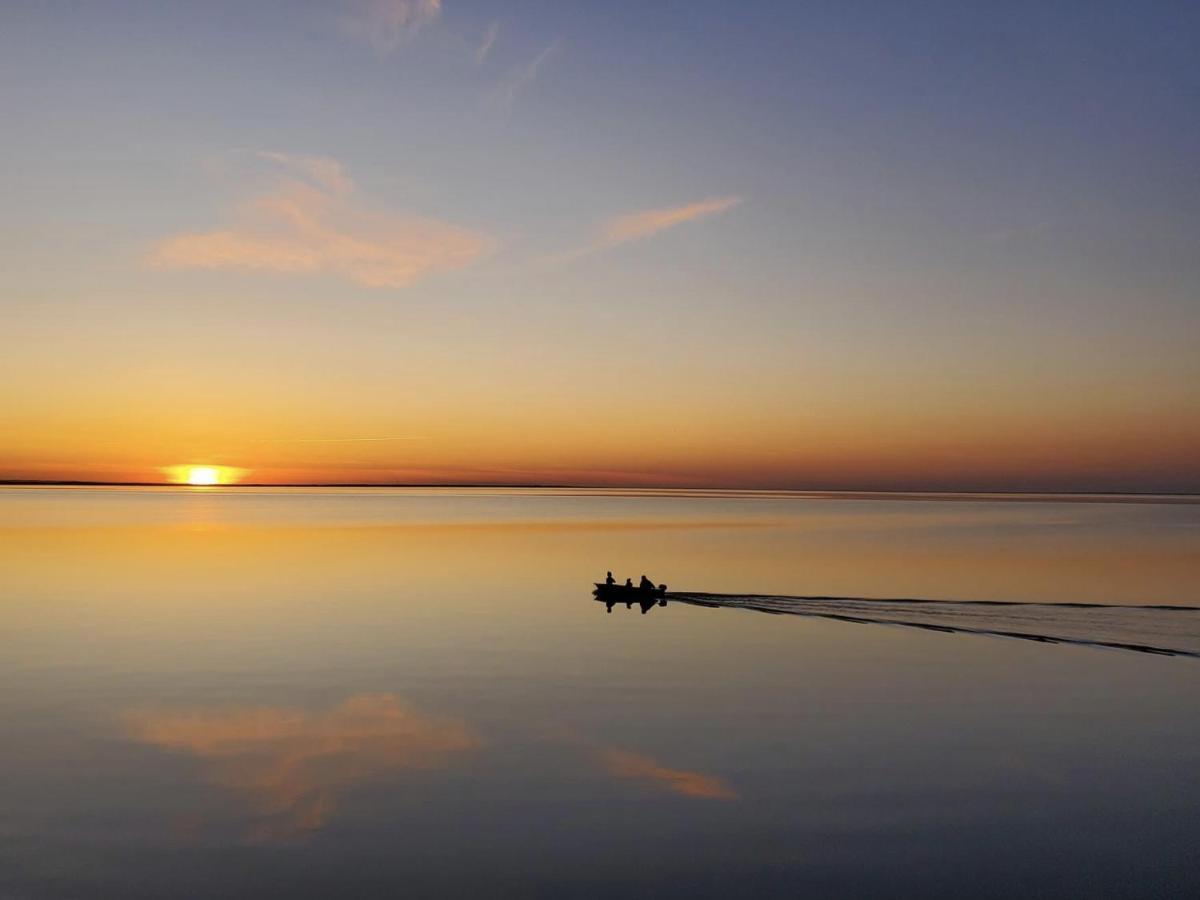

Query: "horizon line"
(1, 480), (1197, 502)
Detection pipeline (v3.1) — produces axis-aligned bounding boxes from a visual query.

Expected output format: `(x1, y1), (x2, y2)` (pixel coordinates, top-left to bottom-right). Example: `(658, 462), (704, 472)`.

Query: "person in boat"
(605, 571), (615, 586)
(624, 577), (634, 588)
(639, 575), (655, 591)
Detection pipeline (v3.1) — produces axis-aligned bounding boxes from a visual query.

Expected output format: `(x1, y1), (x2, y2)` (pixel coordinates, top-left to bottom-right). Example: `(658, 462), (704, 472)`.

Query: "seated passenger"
(605, 571), (615, 585)
(639, 575), (654, 591)
(624, 578), (634, 588)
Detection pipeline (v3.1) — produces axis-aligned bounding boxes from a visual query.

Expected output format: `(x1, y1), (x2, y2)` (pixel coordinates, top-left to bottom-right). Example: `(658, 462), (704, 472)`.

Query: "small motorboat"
(593, 582), (667, 599)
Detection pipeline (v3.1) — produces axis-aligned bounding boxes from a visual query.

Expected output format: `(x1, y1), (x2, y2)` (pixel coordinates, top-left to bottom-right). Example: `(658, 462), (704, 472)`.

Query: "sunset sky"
(2, 1), (1198, 491)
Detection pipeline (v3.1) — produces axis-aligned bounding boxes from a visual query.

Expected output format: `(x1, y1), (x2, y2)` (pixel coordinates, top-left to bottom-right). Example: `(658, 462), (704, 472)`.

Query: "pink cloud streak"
(148, 153), (490, 289)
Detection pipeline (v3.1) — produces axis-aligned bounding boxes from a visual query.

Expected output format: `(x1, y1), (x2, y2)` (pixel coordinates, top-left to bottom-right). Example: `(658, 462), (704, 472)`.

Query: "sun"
(186, 466), (220, 486)
(163, 464), (246, 486)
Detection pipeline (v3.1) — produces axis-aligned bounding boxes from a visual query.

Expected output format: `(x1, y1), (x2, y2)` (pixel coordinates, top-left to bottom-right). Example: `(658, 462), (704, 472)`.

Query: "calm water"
(2, 487), (1199, 898)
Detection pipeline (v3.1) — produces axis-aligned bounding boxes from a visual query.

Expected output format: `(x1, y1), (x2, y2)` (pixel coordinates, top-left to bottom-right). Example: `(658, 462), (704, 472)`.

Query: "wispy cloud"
(255, 151), (352, 196)
(489, 39), (562, 111)
(603, 196), (742, 245)
(148, 152), (491, 289)
(475, 21), (500, 65)
(553, 195), (742, 263)
(342, 0), (441, 54)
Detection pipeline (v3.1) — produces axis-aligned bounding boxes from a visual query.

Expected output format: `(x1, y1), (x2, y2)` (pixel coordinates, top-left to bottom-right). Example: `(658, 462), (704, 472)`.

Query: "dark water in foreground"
(2, 487), (1199, 898)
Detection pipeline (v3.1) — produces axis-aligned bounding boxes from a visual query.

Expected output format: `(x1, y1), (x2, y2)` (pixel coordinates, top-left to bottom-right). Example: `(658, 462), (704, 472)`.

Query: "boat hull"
(593, 583), (667, 599)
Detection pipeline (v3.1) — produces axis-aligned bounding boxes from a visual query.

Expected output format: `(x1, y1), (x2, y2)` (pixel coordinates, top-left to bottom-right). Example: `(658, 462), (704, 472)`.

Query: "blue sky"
(1, 1), (1198, 489)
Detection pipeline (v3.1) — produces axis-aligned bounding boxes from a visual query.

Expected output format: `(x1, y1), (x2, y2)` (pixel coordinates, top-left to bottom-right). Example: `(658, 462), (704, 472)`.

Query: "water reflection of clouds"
(542, 727), (739, 801)
(125, 694), (738, 842)
(124, 694), (479, 841)
(597, 748), (738, 800)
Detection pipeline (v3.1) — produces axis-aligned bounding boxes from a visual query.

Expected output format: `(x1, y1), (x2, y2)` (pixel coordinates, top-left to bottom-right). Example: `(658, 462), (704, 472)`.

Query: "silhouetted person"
(605, 571), (615, 586)
(624, 578), (633, 588)
(639, 575), (654, 591)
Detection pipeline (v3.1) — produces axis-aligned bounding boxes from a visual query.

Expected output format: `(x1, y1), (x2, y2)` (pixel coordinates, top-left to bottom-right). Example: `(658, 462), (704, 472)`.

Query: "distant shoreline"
(0, 481), (1196, 503)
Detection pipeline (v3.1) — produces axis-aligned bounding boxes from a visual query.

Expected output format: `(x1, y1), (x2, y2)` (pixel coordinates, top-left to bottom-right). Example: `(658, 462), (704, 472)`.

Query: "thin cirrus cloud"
(475, 21), (500, 65)
(554, 195), (743, 263)
(148, 152), (491, 289)
(602, 195), (742, 246)
(489, 39), (562, 111)
(341, 0), (441, 54)
(256, 150), (353, 196)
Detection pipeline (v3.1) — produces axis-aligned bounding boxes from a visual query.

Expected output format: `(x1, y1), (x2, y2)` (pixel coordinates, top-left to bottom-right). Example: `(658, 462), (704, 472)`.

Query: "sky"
(1, 0), (1198, 491)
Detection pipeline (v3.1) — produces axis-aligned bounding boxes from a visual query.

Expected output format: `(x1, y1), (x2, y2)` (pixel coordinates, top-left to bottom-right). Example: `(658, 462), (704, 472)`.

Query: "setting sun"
(186, 467), (219, 486)
(161, 465), (244, 486)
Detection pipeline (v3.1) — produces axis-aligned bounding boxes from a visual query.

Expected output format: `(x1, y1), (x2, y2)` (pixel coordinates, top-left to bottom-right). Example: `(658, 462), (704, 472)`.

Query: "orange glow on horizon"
(0, 391), (1196, 492)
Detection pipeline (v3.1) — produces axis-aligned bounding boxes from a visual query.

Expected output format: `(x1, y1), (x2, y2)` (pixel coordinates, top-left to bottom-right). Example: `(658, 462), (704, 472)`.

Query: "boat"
(593, 582), (667, 599)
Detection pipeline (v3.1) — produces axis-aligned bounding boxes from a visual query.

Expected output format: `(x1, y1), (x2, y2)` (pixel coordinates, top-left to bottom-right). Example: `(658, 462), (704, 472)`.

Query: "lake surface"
(2, 487), (1199, 898)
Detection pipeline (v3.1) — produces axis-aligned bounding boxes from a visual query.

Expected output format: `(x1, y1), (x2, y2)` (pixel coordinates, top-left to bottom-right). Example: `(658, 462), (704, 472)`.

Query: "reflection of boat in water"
(593, 582), (667, 600)
(593, 582), (669, 614)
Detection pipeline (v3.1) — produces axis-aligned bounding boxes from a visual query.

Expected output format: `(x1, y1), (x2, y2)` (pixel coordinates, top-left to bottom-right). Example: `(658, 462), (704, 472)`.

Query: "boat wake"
(670, 593), (1200, 658)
